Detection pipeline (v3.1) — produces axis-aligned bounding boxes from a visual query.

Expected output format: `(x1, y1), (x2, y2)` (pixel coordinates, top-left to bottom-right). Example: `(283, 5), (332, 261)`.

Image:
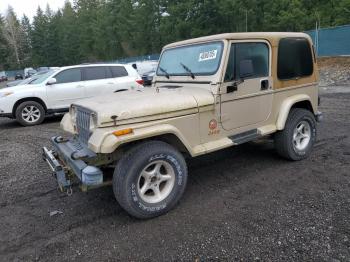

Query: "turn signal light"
(113, 128), (133, 137)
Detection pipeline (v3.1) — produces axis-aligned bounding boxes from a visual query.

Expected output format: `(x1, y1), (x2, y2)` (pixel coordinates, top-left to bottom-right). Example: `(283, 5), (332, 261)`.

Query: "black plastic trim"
(229, 129), (260, 145)
(46, 108), (69, 115)
(0, 113), (13, 118)
(155, 80), (211, 84)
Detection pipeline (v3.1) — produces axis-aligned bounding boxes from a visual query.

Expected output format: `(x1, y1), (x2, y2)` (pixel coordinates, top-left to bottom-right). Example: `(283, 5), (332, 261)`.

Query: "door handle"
(76, 85), (84, 88)
(107, 82), (114, 84)
(261, 80), (269, 90)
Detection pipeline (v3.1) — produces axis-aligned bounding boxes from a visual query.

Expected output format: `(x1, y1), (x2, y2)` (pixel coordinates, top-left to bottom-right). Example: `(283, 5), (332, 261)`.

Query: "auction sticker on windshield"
(199, 50), (218, 62)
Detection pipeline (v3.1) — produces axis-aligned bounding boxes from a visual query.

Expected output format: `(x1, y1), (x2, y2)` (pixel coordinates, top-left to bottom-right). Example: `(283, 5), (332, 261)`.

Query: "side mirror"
(239, 59), (254, 79)
(47, 78), (57, 85)
(132, 63), (137, 70)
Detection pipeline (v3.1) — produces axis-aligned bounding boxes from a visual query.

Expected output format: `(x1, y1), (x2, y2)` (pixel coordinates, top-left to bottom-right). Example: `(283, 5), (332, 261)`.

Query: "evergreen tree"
(74, 0), (102, 62)
(107, 0), (137, 57)
(31, 7), (50, 66)
(59, 1), (82, 65)
(3, 6), (22, 68)
(0, 14), (10, 70)
(1, 0), (350, 68)
(20, 15), (32, 67)
(45, 5), (62, 66)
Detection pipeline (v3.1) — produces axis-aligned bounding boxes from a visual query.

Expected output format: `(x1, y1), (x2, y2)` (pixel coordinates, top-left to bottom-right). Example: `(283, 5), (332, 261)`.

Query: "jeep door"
(46, 68), (85, 109)
(220, 41), (273, 131)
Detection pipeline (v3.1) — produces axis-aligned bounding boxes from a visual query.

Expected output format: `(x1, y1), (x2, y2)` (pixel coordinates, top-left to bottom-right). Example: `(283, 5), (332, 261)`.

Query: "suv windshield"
(157, 41), (223, 76)
(30, 69), (57, 85)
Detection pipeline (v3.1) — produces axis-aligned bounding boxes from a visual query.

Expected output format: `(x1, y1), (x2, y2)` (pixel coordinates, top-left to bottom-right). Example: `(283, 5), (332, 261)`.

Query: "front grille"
(76, 107), (91, 145)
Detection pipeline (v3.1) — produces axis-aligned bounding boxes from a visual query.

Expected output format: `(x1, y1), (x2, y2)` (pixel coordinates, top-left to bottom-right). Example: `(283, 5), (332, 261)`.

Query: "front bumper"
(43, 136), (103, 192)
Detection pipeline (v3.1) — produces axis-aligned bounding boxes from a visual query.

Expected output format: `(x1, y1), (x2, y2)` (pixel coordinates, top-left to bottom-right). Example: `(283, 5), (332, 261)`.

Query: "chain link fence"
(306, 24), (350, 57)
(113, 54), (160, 64)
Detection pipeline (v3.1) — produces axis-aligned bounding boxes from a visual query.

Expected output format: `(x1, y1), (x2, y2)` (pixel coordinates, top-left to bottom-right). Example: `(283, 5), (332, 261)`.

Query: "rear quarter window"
(110, 66), (128, 78)
(277, 38), (313, 80)
(84, 66), (109, 81)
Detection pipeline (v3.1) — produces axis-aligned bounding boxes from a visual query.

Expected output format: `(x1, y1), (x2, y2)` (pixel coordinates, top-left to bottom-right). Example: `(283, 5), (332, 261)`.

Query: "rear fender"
(276, 94), (314, 130)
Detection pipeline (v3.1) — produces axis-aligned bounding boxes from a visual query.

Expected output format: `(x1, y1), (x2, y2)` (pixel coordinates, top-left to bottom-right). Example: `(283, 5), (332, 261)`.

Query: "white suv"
(0, 64), (143, 126)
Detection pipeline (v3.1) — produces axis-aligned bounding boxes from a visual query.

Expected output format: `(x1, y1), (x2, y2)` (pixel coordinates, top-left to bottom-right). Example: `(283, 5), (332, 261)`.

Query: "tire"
(113, 141), (188, 219)
(15, 101), (45, 126)
(275, 108), (317, 161)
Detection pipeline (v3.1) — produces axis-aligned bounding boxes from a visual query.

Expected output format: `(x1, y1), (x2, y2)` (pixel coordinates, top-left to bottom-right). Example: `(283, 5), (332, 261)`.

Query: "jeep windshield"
(157, 41), (223, 77)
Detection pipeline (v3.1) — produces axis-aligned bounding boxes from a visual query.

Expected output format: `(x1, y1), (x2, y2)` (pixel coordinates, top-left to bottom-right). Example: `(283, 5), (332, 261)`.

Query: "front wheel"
(113, 141), (188, 219)
(15, 101), (45, 126)
(275, 108), (317, 161)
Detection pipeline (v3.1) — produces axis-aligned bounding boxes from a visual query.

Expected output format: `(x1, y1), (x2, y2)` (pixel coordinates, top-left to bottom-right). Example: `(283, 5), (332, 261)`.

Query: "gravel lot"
(0, 86), (349, 261)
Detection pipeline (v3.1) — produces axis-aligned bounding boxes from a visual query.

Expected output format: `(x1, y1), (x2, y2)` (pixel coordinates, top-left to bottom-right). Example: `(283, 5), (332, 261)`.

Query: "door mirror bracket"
(227, 79), (244, 93)
(47, 78), (57, 85)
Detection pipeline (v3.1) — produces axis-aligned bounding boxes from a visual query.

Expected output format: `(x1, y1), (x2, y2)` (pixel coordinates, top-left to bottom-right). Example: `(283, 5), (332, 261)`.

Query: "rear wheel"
(275, 108), (317, 161)
(15, 101), (45, 126)
(113, 141), (188, 219)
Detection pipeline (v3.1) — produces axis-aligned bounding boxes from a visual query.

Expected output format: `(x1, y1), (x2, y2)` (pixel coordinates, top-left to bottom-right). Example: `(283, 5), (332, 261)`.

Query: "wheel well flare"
(13, 97), (47, 117)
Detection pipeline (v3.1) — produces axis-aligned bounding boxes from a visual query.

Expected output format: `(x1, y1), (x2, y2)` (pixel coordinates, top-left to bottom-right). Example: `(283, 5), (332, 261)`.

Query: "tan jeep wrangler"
(43, 32), (322, 219)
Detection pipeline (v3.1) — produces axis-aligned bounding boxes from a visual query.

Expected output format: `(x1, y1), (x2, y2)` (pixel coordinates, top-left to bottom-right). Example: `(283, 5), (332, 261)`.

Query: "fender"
(12, 96), (48, 116)
(60, 112), (75, 134)
(276, 94), (314, 130)
(93, 124), (195, 156)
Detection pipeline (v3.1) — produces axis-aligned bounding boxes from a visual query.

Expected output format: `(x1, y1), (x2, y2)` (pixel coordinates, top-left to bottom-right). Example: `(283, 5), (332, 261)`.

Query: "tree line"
(0, 0), (349, 70)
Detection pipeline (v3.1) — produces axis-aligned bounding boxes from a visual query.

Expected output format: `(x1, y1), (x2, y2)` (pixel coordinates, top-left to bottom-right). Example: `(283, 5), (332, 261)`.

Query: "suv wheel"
(15, 101), (45, 126)
(113, 141), (188, 219)
(275, 108), (316, 161)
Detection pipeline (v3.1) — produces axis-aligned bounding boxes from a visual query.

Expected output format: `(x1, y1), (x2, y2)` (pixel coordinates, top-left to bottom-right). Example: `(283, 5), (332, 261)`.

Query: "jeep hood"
(73, 87), (214, 126)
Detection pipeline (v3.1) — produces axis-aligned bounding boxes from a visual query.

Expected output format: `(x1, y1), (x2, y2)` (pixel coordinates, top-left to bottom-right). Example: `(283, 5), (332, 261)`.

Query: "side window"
(55, 68), (82, 84)
(110, 66), (128, 78)
(84, 67), (108, 81)
(224, 42), (269, 82)
(277, 38), (313, 80)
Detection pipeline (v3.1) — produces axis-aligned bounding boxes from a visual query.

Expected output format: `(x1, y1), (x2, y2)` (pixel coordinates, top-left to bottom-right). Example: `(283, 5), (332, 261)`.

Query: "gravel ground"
(318, 57), (350, 87)
(0, 87), (349, 261)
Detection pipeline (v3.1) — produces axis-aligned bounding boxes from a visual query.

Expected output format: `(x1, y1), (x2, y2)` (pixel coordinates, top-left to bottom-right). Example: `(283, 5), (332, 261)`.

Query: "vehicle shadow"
(0, 115), (63, 130)
(73, 139), (282, 221)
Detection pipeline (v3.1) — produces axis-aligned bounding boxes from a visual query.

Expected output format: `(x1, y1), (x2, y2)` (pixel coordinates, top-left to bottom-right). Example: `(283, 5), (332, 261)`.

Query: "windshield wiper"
(180, 63), (195, 79)
(159, 66), (170, 79)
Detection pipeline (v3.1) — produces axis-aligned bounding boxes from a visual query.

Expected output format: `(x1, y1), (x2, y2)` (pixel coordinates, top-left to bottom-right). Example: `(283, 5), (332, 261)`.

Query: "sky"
(0, 0), (69, 21)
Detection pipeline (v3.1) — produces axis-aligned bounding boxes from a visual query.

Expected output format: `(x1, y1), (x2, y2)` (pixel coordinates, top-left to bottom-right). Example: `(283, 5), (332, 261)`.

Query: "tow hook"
(58, 184), (73, 196)
(54, 136), (68, 143)
(315, 111), (323, 122)
(65, 186), (73, 196)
